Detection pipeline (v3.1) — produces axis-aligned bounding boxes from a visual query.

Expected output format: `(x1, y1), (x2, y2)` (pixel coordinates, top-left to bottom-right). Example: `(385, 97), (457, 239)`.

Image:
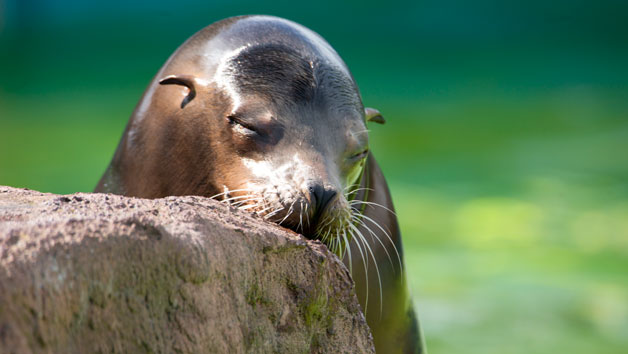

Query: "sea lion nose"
(309, 184), (337, 217)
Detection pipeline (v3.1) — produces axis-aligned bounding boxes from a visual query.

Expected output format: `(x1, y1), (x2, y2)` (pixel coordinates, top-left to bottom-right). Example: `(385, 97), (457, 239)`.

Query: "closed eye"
(227, 115), (259, 136)
(351, 148), (369, 160)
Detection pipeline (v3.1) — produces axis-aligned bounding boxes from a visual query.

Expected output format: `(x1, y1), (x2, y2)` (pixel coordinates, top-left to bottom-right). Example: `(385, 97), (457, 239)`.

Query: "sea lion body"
(96, 15), (423, 353)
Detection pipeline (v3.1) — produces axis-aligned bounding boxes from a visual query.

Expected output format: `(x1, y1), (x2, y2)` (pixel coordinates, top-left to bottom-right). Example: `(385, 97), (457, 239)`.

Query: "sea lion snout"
(231, 156), (349, 244)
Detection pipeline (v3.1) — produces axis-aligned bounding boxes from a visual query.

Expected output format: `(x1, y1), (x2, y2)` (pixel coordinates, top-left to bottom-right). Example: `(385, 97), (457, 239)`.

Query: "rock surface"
(0, 186), (373, 353)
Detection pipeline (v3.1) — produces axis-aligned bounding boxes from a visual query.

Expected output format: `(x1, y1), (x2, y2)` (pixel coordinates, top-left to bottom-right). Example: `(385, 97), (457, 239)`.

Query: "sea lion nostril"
(309, 184), (337, 218)
(309, 185), (322, 211)
(319, 189), (337, 214)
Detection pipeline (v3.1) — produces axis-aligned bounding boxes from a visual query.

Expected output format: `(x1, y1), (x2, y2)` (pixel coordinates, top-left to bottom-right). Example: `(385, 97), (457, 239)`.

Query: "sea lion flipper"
(159, 75), (197, 108)
(365, 107), (385, 124)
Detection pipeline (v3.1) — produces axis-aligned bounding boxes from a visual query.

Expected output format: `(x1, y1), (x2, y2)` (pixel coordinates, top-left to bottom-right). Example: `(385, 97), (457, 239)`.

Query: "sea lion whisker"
(341, 228), (352, 274)
(315, 214), (336, 231)
(264, 207), (285, 220)
(333, 228), (344, 256)
(344, 186), (361, 195)
(357, 212), (399, 256)
(353, 213), (395, 271)
(278, 199), (297, 226)
(226, 197), (262, 207)
(326, 230), (335, 253)
(318, 228), (333, 249)
(348, 221), (383, 317)
(345, 187), (375, 199)
(317, 227), (327, 241)
(255, 205), (275, 216)
(279, 210), (293, 226)
(238, 202), (262, 211)
(324, 229), (334, 245)
(209, 190), (232, 200)
(302, 199), (311, 230)
(349, 216), (370, 269)
(230, 197), (264, 207)
(319, 226), (329, 242)
(265, 206), (284, 217)
(209, 188), (256, 200)
(349, 200), (397, 216)
(347, 226), (370, 315)
(357, 213), (403, 277)
(351, 213), (395, 272)
(332, 233), (341, 256)
(298, 201), (304, 232)
(221, 194), (259, 203)
(315, 214), (328, 230)
(344, 184), (374, 191)
(336, 235), (344, 256)
(305, 207), (311, 229)
(345, 186), (374, 193)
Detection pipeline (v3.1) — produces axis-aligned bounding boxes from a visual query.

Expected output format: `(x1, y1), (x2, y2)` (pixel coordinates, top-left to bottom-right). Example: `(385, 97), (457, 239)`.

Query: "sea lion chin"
(95, 15), (424, 353)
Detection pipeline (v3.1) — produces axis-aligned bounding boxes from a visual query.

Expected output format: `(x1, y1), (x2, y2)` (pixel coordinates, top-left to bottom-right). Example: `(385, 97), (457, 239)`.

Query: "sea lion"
(95, 15), (424, 353)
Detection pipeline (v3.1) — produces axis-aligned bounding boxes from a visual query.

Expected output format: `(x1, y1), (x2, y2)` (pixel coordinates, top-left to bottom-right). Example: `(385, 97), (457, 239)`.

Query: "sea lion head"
(103, 15), (384, 255)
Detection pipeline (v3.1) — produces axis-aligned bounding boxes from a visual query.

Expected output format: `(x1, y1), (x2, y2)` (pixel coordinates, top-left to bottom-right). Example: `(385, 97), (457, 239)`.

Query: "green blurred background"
(1, 0), (627, 352)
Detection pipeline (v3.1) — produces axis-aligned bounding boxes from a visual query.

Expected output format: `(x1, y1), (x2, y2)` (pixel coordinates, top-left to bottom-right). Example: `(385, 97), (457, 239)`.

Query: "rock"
(0, 186), (374, 353)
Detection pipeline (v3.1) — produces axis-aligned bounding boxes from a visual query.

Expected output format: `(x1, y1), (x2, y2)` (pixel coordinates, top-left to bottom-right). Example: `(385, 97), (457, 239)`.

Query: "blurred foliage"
(1, 1), (627, 353)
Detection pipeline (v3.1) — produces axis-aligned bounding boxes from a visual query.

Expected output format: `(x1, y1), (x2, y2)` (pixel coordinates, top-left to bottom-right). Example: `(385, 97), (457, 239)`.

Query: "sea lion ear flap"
(365, 107), (385, 124)
(159, 75), (197, 109)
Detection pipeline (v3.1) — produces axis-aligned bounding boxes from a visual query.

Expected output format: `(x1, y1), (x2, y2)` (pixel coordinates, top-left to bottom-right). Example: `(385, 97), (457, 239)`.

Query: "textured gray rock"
(0, 186), (374, 353)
